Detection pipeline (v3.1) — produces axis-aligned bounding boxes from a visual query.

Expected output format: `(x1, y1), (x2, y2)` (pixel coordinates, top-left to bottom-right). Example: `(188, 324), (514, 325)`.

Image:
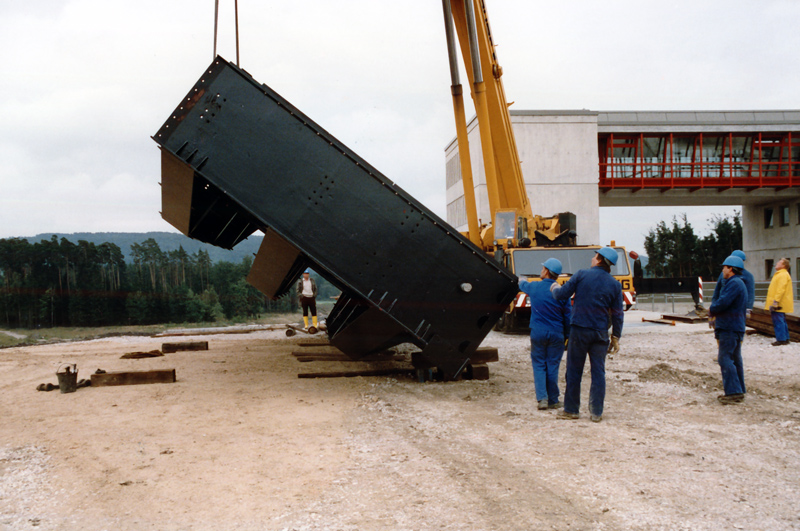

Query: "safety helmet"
(303, 268), (311, 274)
(722, 255), (745, 269)
(629, 251), (639, 260)
(596, 247), (618, 266)
(542, 258), (563, 276)
(731, 250), (746, 262)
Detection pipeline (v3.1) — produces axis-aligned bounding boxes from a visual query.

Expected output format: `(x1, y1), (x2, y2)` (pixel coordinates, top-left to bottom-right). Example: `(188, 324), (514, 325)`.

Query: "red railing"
(599, 132), (799, 192)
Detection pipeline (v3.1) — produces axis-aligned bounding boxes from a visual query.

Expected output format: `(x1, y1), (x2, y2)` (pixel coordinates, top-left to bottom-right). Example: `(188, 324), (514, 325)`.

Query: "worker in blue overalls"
(709, 255), (748, 404)
(518, 258), (571, 411)
(550, 247), (624, 422)
(711, 249), (755, 314)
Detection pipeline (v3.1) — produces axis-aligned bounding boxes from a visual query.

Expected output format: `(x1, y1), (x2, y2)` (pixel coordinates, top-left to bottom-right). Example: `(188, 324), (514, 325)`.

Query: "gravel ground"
(1, 309), (799, 530)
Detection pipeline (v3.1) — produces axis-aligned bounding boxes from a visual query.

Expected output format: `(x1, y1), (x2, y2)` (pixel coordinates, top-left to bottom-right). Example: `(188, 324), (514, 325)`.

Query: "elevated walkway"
(597, 111), (800, 207)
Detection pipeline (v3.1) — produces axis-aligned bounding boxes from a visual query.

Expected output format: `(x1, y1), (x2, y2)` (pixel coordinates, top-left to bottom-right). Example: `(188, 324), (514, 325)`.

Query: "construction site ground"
(2, 308), (799, 531)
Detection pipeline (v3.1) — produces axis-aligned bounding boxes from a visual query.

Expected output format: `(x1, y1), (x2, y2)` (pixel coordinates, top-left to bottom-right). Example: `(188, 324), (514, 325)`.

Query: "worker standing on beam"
(518, 258), (571, 411)
(709, 255), (748, 404)
(550, 247), (624, 423)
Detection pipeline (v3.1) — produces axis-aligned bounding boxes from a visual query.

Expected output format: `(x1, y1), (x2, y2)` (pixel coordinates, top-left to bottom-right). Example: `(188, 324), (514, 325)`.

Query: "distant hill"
(16, 232), (653, 273)
(22, 232), (263, 264)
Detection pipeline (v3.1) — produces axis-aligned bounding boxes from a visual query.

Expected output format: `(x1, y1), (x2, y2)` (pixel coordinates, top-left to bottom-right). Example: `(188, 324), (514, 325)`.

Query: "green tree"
(697, 213), (742, 278)
(644, 211), (742, 280)
(643, 214), (700, 277)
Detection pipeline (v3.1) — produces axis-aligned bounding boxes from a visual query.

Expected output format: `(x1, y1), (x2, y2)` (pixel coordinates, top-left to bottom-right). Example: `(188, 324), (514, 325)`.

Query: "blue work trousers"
(530, 331), (564, 404)
(771, 311), (790, 342)
(716, 329), (746, 395)
(564, 325), (608, 417)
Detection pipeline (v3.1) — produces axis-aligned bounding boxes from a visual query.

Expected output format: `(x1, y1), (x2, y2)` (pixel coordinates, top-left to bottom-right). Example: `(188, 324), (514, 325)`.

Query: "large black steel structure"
(153, 57), (518, 379)
(634, 277), (703, 309)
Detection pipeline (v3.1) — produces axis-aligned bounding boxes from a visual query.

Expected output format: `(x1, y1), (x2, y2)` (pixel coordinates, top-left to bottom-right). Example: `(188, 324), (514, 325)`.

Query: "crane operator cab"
(491, 209), (530, 251)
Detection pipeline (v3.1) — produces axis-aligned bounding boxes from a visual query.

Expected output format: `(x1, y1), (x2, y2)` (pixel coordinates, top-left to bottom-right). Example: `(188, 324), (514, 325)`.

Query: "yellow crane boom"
(442, 0), (533, 250)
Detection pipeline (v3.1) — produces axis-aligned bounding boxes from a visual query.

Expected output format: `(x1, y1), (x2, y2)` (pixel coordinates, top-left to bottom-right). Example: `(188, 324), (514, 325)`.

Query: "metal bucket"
(56, 364), (78, 394)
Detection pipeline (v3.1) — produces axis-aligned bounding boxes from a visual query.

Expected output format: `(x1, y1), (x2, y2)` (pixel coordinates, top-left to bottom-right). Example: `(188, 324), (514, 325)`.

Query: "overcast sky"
(3, 0), (799, 254)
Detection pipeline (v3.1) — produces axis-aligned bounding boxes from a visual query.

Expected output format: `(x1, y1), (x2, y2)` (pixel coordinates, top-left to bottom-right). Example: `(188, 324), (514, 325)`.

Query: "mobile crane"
(441, 0), (635, 332)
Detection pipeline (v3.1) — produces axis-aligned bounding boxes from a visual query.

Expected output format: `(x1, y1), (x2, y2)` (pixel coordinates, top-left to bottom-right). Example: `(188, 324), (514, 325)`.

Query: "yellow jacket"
(765, 268), (794, 313)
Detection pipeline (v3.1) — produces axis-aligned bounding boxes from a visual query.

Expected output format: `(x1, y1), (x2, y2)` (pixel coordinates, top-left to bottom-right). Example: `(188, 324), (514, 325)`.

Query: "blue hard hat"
(596, 247), (618, 266)
(731, 250), (746, 262)
(304, 268), (311, 274)
(722, 255), (744, 269)
(542, 258), (563, 276)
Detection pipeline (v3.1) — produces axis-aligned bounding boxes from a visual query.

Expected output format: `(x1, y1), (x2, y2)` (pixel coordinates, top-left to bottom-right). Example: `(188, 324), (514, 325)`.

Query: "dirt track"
(1, 311), (800, 530)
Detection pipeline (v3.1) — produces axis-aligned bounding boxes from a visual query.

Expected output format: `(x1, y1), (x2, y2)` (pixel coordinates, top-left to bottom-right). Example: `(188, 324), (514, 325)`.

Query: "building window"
(446, 196), (467, 228)
(445, 156), (462, 189)
(764, 207), (774, 229)
(779, 205), (790, 226)
(765, 259), (774, 279)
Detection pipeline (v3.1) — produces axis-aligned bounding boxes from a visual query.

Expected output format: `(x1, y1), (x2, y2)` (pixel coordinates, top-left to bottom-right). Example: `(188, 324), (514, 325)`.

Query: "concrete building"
(445, 110), (800, 281)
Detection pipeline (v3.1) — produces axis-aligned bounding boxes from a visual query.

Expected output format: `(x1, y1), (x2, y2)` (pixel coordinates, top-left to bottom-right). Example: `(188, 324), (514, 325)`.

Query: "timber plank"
(291, 350), (345, 357)
(295, 355), (406, 363)
(153, 325), (285, 338)
(661, 313), (705, 324)
(473, 347), (500, 363)
(747, 308), (800, 342)
(298, 369), (415, 379)
(642, 318), (676, 326)
(120, 350), (163, 359)
(91, 369), (177, 387)
(411, 347), (499, 369)
(296, 341), (331, 347)
(465, 363), (490, 380)
(162, 341), (208, 353)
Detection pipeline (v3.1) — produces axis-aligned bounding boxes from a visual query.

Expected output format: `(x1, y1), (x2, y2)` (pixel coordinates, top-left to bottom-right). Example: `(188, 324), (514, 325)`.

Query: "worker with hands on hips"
(297, 268), (318, 329)
(518, 258), (571, 411)
(550, 247), (623, 422)
(765, 257), (794, 346)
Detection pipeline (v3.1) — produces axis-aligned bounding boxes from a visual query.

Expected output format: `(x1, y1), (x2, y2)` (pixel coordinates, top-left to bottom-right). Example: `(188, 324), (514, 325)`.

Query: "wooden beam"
(747, 308), (799, 342)
(153, 325), (284, 338)
(162, 341), (208, 353)
(642, 317), (676, 326)
(661, 313), (705, 324)
(296, 341), (331, 347)
(298, 369), (415, 379)
(91, 369), (177, 387)
(120, 350), (164, 359)
(291, 350), (347, 357)
(295, 354), (406, 363)
(411, 346), (499, 368)
(464, 363), (490, 380)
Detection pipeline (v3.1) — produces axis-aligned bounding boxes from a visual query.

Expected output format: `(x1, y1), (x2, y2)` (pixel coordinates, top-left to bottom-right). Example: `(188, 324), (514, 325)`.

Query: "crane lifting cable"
(213, 0), (240, 66)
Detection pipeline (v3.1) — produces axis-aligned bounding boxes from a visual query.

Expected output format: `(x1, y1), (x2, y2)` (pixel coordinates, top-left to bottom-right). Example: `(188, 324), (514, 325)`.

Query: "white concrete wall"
(445, 117), (492, 227)
(516, 113), (600, 244)
(743, 202), (800, 281)
(445, 112), (600, 245)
